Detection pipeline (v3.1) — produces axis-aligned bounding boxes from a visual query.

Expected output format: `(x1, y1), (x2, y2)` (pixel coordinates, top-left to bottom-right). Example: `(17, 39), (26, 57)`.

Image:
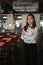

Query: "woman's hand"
(22, 32), (25, 36)
(31, 32), (35, 36)
(26, 32), (35, 37)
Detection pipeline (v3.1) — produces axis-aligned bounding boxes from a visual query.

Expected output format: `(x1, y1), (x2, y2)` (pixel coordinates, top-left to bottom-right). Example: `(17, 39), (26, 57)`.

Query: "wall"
(4, 14), (40, 30)
(5, 14), (15, 30)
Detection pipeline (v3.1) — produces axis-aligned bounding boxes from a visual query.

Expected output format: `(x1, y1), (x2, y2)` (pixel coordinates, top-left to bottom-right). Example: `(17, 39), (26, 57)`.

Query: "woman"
(21, 14), (38, 65)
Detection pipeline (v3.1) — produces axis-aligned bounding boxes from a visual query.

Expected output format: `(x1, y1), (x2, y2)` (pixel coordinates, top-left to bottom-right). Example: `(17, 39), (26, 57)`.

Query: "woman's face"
(27, 15), (34, 26)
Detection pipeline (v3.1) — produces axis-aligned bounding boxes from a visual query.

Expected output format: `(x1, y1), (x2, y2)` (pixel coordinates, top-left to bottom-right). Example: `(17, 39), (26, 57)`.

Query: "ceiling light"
(3, 17), (7, 19)
(40, 21), (43, 27)
(17, 16), (22, 18)
(9, 24), (12, 27)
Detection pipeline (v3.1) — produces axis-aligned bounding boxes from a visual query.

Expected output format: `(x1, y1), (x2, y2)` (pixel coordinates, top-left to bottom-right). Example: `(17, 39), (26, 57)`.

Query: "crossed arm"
(21, 28), (38, 41)
(21, 30), (35, 37)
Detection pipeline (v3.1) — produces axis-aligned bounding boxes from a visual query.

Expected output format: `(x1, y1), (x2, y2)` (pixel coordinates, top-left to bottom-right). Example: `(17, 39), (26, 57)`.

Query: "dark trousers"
(24, 42), (37, 65)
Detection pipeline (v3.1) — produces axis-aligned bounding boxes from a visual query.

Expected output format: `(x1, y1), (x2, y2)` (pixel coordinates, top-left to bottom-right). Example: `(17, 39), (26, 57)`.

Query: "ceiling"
(0, 0), (39, 2)
(13, 2), (39, 13)
(0, 0), (43, 13)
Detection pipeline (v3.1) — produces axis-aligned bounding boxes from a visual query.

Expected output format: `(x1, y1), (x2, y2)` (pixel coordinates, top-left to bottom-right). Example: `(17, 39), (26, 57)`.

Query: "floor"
(0, 40), (43, 65)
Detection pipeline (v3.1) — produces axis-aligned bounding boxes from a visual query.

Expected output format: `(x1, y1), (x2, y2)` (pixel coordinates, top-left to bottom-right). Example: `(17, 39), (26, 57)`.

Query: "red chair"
(10, 34), (19, 41)
(0, 39), (6, 48)
(3, 34), (19, 43)
(0, 33), (6, 38)
(0, 39), (7, 55)
(2, 34), (19, 55)
(3, 35), (14, 43)
(0, 39), (8, 64)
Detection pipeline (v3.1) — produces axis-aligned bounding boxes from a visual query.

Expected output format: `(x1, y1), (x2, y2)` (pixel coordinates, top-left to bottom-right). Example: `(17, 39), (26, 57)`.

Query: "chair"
(0, 39), (8, 64)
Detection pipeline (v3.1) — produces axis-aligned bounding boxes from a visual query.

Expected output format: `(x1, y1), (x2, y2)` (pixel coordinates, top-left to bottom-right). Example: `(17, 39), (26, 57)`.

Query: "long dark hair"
(24, 14), (36, 31)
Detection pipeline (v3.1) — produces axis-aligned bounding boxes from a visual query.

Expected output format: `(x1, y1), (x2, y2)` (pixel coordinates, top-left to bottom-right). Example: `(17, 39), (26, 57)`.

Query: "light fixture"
(20, 20), (22, 22)
(17, 16), (22, 18)
(3, 16), (7, 19)
(0, 24), (1, 27)
(9, 24), (12, 27)
(15, 20), (20, 27)
(40, 20), (43, 27)
(16, 24), (19, 27)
